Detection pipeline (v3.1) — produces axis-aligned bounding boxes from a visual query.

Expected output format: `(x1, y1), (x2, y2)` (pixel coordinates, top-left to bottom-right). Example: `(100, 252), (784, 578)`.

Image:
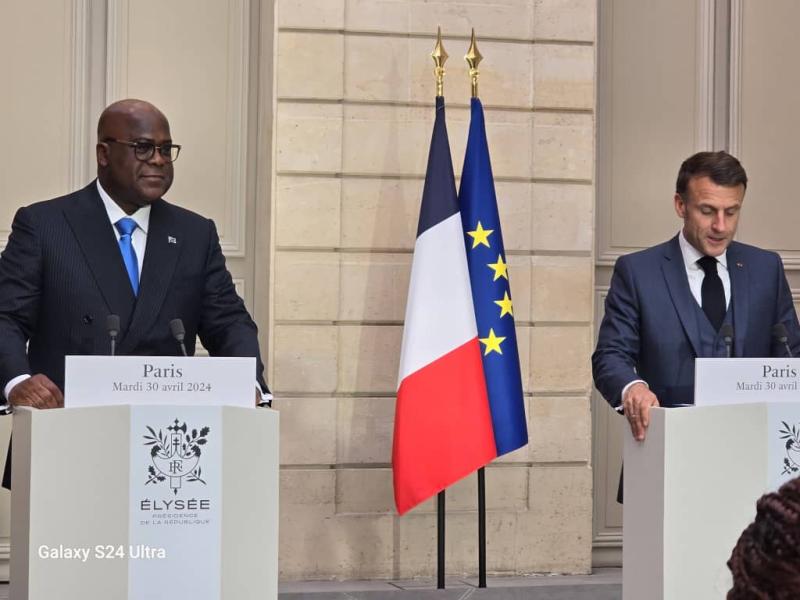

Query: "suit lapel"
(62, 182), (136, 329)
(118, 199), (181, 353)
(727, 243), (749, 357)
(661, 235), (702, 357)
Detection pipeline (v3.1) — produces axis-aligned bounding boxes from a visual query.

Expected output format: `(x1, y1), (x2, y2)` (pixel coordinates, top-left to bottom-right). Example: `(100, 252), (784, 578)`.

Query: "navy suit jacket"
(0, 181), (268, 396)
(592, 235), (800, 408)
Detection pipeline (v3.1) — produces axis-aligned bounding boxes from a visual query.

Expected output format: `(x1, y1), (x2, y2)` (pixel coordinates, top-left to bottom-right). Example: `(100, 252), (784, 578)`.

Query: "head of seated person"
(728, 476), (800, 598)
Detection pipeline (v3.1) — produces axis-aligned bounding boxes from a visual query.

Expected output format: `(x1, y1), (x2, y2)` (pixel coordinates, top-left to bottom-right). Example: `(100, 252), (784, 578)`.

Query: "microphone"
(720, 323), (734, 358)
(169, 318), (189, 357)
(106, 314), (120, 356)
(772, 323), (794, 358)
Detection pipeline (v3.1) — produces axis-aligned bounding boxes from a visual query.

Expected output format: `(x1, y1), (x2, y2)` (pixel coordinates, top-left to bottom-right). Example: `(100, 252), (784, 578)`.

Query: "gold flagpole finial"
(465, 28), (483, 98)
(431, 26), (448, 97)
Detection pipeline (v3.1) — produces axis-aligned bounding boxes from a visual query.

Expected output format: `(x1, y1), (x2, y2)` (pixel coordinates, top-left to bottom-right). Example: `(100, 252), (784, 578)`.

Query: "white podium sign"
(694, 358), (800, 407)
(129, 406), (222, 599)
(64, 356), (255, 408)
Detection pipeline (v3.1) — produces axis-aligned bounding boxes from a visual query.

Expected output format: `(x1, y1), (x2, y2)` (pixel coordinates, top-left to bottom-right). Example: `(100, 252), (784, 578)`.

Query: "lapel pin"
(736, 262), (743, 268)
(168, 236), (177, 244)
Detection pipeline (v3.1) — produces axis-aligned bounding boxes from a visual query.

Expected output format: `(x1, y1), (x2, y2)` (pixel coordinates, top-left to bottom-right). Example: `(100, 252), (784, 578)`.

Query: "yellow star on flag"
(466, 221), (494, 249)
(494, 291), (513, 317)
(479, 328), (506, 356)
(487, 254), (508, 281)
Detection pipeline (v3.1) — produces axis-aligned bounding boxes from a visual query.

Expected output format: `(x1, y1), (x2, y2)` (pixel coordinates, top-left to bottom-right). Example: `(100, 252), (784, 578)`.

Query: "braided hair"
(727, 477), (800, 599)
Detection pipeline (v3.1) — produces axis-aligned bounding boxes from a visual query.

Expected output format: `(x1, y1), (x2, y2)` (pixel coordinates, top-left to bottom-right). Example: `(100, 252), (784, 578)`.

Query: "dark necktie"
(697, 255), (725, 331)
(116, 217), (139, 296)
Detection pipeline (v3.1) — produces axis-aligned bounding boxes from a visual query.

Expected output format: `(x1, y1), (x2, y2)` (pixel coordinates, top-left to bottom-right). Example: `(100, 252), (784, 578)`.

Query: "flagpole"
(478, 468), (487, 588)
(437, 491), (445, 589)
(432, 27), (449, 591)
(465, 28), (488, 590)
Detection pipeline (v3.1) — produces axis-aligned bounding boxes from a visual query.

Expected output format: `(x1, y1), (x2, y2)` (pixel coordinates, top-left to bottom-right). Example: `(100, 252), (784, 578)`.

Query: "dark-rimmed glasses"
(104, 138), (182, 162)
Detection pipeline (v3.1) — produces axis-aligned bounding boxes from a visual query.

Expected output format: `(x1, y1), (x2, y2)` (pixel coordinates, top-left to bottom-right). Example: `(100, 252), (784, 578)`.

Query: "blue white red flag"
(392, 97), (496, 515)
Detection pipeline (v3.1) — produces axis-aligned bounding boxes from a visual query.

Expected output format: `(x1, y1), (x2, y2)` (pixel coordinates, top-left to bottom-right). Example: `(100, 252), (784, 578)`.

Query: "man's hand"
(255, 390), (273, 408)
(8, 374), (64, 409)
(622, 382), (659, 441)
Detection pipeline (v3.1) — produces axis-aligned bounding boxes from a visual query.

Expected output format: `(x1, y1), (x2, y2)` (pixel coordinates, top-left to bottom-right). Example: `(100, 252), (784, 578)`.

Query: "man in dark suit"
(0, 99), (270, 415)
(593, 151), (800, 444)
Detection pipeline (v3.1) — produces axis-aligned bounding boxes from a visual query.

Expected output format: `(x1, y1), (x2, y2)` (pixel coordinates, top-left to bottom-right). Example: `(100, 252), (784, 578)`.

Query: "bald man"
(0, 99), (270, 419)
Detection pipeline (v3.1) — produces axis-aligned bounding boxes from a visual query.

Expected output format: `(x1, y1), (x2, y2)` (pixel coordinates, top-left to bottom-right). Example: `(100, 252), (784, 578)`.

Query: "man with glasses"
(0, 99), (271, 429)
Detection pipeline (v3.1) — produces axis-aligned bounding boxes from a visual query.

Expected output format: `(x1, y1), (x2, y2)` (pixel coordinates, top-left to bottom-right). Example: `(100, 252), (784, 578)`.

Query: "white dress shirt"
(96, 180), (150, 278)
(619, 230), (732, 406)
(678, 229), (731, 309)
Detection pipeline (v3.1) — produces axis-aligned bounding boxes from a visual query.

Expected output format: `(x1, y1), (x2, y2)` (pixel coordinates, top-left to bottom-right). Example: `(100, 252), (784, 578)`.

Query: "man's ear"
(674, 192), (687, 219)
(96, 142), (110, 167)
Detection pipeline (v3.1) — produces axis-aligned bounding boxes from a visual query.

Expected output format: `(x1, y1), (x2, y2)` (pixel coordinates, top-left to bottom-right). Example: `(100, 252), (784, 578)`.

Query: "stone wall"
(272, 0), (597, 579)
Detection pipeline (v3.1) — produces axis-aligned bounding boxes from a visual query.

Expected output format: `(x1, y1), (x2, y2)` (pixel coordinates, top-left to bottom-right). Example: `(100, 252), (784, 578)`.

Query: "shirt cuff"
(618, 379), (648, 413)
(256, 382), (273, 407)
(4, 374), (31, 402)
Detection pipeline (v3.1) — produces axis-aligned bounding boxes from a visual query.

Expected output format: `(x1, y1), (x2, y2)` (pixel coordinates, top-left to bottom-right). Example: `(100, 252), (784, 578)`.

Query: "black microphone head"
(772, 323), (789, 343)
(169, 318), (186, 341)
(720, 323), (734, 341)
(106, 314), (120, 338)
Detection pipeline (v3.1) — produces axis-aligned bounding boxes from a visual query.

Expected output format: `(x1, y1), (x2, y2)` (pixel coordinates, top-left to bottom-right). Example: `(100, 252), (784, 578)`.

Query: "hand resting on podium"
(622, 381), (659, 441)
(8, 374), (63, 409)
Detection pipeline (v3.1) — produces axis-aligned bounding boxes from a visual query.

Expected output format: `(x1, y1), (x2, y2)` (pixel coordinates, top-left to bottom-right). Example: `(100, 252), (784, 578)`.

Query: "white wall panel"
(0, 0), (89, 250)
(107, 0), (250, 257)
(732, 0), (800, 266)
(597, 0), (712, 264)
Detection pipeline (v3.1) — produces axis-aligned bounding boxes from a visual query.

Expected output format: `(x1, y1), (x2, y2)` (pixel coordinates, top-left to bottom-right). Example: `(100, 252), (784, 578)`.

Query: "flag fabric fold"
(458, 97), (528, 457)
(392, 97), (497, 515)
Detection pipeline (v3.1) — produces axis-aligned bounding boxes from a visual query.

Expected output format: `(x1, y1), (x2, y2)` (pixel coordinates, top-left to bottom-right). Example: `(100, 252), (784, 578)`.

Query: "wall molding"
(69, 0), (92, 190)
(105, 0), (249, 257)
(591, 286), (623, 567)
(696, 0), (715, 151)
(105, 0), (129, 102)
(728, 0), (743, 158)
(0, 541), (8, 582)
(593, 249), (800, 269)
(592, 532), (622, 567)
(221, 0), (250, 258)
(778, 256), (800, 270)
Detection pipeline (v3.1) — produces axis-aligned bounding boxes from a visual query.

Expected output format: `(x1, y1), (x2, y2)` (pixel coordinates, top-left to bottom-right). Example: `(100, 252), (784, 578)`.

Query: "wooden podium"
(623, 401), (800, 599)
(9, 357), (279, 600)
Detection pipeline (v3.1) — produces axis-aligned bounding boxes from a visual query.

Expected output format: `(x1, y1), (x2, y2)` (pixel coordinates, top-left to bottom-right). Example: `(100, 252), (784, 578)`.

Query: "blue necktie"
(115, 217), (139, 296)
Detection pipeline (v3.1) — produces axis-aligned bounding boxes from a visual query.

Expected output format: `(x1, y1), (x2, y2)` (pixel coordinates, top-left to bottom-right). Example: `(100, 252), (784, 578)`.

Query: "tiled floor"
(0, 569), (622, 598)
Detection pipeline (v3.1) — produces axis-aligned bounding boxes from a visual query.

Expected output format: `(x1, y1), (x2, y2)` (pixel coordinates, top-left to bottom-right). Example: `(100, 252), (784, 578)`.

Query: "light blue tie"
(115, 217), (139, 296)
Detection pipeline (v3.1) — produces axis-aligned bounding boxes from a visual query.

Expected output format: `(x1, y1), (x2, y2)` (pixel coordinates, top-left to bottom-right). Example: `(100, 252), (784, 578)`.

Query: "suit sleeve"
(591, 256), (643, 408)
(772, 253), (800, 357)
(196, 219), (270, 394)
(0, 207), (40, 392)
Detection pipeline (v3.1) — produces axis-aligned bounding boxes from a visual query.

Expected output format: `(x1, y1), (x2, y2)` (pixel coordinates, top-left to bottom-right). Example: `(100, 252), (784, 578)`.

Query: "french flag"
(392, 97), (497, 515)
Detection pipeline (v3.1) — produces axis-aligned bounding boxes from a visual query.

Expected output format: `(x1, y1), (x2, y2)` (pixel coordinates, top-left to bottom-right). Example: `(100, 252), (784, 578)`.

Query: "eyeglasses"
(104, 138), (182, 162)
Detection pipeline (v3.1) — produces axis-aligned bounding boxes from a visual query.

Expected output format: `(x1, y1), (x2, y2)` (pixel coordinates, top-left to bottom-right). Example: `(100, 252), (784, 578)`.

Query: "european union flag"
(458, 97), (528, 456)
